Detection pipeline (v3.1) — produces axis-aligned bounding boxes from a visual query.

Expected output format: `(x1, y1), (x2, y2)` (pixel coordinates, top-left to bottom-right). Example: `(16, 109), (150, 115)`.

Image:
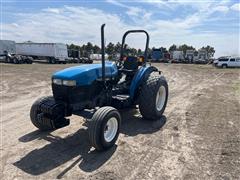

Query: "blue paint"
(52, 61), (118, 86)
(129, 65), (154, 99)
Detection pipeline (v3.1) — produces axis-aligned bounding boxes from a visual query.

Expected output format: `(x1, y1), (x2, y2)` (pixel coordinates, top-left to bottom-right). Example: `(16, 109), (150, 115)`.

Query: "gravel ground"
(1, 62), (240, 179)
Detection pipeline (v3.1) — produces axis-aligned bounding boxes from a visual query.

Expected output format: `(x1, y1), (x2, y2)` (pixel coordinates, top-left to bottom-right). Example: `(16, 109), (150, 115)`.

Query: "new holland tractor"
(30, 24), (168, 151)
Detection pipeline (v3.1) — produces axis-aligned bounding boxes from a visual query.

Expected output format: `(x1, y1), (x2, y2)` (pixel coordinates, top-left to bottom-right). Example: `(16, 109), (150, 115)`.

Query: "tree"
(169, 44), (177, 52)
(159, 47), (167, 53)
(85, 42), (94, 54)
(106, 42), (115, 60)
(114, 42), (122, 53)
(129, 48), (137, 56)
(106, 42), (115, 55)
(137, 49), (142, 56)
(93, 45), (101, 54)
(178, 44), (195, 56)
(200, 45), (215, 57)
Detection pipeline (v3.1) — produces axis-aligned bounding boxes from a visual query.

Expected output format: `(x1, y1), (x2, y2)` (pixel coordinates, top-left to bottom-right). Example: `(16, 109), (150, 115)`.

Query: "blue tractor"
(30, 24), (168, 151)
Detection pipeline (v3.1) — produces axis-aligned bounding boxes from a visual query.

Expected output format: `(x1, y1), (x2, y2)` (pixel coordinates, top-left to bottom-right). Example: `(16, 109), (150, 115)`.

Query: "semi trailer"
(16, 43), (68, 63)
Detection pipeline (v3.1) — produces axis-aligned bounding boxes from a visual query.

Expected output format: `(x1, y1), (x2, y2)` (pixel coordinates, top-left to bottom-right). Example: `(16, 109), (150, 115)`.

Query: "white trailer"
(172, 51), (184, 61)
(16, 43), (68, 63)
(194, 50), (209, 64)
(90, 53), (109, 61)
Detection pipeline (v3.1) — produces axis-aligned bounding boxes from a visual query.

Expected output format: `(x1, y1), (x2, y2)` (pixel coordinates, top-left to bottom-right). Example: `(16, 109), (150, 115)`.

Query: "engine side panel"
(52, 62), (118, 86)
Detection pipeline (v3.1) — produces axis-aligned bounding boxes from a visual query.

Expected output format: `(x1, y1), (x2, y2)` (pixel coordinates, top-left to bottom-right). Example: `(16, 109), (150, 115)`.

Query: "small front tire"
(30, 96), (55, 131)
(88, 106), (121, 151)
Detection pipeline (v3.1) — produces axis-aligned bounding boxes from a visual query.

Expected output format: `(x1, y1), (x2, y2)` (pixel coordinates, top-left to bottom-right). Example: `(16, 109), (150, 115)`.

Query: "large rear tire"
(88, 106), (121, 151)
(30, 96), (55, 131)
(139, 74), (168, 120)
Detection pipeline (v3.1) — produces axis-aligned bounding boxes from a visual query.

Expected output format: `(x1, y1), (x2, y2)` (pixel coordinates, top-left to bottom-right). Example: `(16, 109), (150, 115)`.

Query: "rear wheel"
(6, 57), (11, 63)
(222, 64), (227, 68)
(51, 58), (56, 64)
(88, 106), (121, 151)
(28, 59), (33, 64)
(139, 74), (168, 120)
(13, 57), (19, 64)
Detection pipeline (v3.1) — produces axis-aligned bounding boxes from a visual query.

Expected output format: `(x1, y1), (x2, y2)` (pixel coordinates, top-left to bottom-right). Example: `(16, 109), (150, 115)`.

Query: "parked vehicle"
(171, 51), (184, 63)
(16, 43), (68, 64)
(216, 57), (240, 68)
(194, 59), (208, 64)
(0, 40), (32, 64)
(90, 53), (109, 61)
(152, 49), (163, 62)
(0, 40), (16, 54)
(185, 50), (195, 63)
(30, 24), (169, 151)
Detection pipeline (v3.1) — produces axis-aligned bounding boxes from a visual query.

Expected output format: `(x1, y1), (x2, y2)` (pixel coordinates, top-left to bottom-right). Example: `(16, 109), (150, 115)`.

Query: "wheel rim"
(156, 86), (166, 111)
(104, 117), (118, 142)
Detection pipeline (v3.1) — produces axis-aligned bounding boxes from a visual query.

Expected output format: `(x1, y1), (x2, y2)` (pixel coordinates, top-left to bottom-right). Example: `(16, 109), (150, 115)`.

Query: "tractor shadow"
(14, 108), (166, 178)
(120, 108), (167, 136)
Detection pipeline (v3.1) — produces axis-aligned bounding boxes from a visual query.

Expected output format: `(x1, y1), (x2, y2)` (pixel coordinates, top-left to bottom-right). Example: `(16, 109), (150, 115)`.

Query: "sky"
(1, 0), (240, 57)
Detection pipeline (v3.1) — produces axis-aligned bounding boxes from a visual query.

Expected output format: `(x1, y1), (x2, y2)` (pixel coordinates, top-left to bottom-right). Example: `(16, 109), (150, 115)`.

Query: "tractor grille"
(52, 84), (93, 105)
(52, 84), (72, 102)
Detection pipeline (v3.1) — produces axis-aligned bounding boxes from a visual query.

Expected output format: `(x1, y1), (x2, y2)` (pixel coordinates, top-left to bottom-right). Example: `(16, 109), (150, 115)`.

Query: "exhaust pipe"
(101, 24), (106, 84)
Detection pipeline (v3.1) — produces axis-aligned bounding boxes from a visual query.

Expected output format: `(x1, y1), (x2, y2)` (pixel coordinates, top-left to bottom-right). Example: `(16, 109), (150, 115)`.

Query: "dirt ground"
(1, 62), (240, 180)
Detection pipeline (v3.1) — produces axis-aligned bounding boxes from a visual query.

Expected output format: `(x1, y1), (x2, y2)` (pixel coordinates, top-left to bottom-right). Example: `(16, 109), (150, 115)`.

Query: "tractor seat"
(120, 56), (138, 75)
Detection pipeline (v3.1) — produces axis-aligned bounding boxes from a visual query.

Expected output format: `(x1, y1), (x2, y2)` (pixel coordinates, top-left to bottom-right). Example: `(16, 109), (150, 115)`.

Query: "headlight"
(62, 80), (76, 86)
(53, 79), (62, 85)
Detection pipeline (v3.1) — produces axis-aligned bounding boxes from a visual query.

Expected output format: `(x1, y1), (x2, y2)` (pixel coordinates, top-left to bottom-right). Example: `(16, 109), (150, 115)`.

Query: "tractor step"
(111, 94), (131, 109)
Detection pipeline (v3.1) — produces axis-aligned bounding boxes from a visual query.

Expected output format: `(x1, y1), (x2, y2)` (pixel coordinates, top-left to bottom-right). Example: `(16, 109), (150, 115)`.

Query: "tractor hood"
(52, 61), (118, 86)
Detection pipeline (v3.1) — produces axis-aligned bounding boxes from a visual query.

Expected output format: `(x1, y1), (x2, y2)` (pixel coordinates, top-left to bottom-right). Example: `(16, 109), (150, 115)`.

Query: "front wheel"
(30, 96), (56, 131)
(139, 74), (168, 120)
(88, 106), (121, 151)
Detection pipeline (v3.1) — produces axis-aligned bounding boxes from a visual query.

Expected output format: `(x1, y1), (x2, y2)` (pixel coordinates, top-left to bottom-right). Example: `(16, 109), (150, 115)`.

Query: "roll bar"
(100, 25), (150, 84)
(120, 30), (150, 64)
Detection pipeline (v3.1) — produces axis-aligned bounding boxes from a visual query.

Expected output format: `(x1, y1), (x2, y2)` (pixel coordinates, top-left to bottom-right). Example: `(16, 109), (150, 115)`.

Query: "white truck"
(215, 57), (240, 68)
(171, 51), (184, 63)
(0, 40), (33, 64)
(90, 53), (109, 61)
(16, 43), (68, 63)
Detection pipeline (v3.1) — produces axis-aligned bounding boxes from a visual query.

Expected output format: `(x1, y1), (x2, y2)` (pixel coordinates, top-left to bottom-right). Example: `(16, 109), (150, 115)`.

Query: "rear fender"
(129, 66), (159, 99)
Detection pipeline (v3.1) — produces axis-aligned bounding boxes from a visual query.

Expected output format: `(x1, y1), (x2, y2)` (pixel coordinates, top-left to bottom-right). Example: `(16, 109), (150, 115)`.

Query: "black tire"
(30, 96), (55, 131)
(51, 58), (56, 64)
(222, 64), (227, 68)
(88, 106), (121, 151)
(48, 58), (52, 64)
(13, 58), (19, 64)
(26, 57), (33, 64)
(6, 57), (11, 63)
(139, 74), (168, 120)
